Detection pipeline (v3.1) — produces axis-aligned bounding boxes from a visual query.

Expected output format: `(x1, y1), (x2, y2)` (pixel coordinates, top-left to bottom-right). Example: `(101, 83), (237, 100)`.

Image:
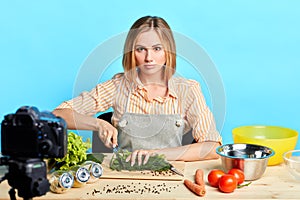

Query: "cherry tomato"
(228, 168), (245, 185)
(207, 169), (226, 187)
(218, 174), (238, 193)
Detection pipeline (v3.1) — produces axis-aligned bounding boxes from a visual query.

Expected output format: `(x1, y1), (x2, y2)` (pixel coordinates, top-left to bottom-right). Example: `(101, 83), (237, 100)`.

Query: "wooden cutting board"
(99, 154), (185, 181)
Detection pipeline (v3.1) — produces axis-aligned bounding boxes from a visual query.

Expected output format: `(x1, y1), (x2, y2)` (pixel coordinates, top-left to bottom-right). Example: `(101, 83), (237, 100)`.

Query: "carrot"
(184, 179), (206, 196)
(195, 169), (205, 186)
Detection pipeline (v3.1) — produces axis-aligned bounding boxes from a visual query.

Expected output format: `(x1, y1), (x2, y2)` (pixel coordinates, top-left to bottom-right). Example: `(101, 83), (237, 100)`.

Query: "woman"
(53, 16), (222, 166)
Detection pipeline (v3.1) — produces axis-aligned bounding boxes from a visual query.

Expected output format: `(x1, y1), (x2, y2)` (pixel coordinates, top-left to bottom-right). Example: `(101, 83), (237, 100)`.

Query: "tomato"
(207, 169), (225, 187)
(228, 168), (245, 185)
(218, 174), (238, 193)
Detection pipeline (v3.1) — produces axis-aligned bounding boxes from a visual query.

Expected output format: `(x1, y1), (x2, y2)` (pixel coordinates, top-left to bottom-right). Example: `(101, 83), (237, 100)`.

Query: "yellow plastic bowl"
(232, 125), (298, 166)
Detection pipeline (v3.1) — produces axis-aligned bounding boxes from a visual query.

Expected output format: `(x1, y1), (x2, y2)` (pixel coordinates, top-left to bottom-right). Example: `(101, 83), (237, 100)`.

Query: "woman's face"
(134, 30), (166, 77)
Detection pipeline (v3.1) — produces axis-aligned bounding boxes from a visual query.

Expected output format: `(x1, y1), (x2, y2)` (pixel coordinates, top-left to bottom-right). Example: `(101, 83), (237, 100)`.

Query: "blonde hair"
(122, 16), (176, 82)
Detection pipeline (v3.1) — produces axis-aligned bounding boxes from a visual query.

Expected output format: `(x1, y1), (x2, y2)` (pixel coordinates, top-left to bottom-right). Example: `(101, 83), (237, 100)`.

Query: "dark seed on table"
(106, 189), (112, 193)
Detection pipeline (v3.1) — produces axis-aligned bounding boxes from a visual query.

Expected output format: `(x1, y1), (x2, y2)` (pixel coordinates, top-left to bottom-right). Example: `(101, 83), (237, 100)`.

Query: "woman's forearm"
(52, 108), (99, 131)
(53, 108), (118, 148)
(156, 141), (220, 161)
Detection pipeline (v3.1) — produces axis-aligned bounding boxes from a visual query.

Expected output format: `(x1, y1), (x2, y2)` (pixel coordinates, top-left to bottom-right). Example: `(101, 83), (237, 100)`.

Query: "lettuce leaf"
(48, 131), (92, 170)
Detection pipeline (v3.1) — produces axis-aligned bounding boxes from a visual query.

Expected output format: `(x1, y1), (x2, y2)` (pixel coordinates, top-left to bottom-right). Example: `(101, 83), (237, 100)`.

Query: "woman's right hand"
(97, 119), (118, 148)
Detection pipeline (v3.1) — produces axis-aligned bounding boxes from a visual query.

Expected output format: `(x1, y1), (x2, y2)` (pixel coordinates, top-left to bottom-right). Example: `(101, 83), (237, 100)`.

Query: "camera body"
(1, 106), (67, 158)
(0, 106), (67, 199)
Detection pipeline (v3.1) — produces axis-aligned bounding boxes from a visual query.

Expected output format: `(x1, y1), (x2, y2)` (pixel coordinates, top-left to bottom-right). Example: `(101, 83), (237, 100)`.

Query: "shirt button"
(119, 119), (128, 128)
(175, 120), (182, 127)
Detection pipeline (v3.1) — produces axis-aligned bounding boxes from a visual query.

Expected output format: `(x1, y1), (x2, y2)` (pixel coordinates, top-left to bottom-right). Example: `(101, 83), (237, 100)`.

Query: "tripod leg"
(8, 188), (17, 200)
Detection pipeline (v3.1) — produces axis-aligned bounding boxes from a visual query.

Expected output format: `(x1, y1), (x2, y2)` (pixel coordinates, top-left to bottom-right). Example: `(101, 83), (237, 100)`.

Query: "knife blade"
(112, 145), (120, 153)
(169, 164), (184, 177)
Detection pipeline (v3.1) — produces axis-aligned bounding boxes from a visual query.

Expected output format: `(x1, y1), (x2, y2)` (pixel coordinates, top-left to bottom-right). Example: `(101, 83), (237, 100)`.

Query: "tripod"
(0, 158), (49, 200)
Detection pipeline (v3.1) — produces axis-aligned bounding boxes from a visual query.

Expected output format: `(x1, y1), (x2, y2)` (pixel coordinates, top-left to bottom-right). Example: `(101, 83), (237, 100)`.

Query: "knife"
(112, 145), (120, 153)
(169, 164), (184, 177)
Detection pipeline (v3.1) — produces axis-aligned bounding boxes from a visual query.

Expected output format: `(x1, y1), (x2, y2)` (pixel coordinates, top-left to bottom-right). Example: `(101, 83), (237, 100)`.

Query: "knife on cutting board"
(169, 163), (184, 177)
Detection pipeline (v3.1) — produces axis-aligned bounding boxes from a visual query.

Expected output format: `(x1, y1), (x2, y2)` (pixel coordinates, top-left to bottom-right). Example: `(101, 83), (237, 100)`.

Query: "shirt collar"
(167, 77), (178, 99)
(132, 76), (178, 100)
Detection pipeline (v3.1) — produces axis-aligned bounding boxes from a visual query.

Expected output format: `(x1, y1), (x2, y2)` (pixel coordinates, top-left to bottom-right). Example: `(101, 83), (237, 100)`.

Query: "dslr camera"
(0, 106), (67, 200)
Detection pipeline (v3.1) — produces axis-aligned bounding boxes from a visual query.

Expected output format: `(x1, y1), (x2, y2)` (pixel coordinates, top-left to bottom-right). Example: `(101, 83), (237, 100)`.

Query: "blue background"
(0, 0), (299, 150)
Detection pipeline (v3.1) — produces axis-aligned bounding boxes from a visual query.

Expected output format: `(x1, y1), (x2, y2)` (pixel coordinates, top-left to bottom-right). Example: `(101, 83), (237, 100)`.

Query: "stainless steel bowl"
(216, 143), (274, 180)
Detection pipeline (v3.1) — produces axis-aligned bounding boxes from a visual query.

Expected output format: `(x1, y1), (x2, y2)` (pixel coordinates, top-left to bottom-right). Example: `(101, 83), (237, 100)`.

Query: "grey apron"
(117, 89), (185, 152)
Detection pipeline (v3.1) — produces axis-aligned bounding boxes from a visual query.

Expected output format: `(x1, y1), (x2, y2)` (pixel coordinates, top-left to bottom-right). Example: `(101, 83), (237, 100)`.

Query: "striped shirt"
(56, 74), (222, 143)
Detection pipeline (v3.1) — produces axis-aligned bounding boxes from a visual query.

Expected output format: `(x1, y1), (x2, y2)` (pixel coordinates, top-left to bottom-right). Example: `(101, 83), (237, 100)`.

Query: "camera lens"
(39, 140), (53, 154)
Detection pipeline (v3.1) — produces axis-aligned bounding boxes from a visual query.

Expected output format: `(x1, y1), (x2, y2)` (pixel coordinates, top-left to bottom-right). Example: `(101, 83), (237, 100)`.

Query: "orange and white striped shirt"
(56, 74), (222, 143)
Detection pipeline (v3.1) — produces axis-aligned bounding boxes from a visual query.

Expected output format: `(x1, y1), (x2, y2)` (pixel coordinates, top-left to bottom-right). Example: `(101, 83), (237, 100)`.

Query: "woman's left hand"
(125, 149), (158, 166)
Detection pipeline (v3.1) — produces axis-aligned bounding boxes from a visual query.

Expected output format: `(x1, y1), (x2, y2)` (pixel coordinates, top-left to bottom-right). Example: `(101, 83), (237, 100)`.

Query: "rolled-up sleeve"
(55, 79), (117, 116)
(185, 81), (222, 143)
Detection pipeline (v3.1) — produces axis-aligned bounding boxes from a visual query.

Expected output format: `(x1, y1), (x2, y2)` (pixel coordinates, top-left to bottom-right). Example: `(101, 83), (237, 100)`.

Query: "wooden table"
(0, 156), (299, 200)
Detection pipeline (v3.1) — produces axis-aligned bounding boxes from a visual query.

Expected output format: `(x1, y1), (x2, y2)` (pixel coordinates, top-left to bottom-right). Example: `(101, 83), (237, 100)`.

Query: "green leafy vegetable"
(86, 153), (106, 164)
(48, 131), (93, 170)
(110, 149), (171, 172)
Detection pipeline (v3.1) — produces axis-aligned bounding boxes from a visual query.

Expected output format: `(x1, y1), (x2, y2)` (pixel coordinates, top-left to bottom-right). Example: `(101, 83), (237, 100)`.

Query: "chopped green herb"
(110, 149), (171, 172)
